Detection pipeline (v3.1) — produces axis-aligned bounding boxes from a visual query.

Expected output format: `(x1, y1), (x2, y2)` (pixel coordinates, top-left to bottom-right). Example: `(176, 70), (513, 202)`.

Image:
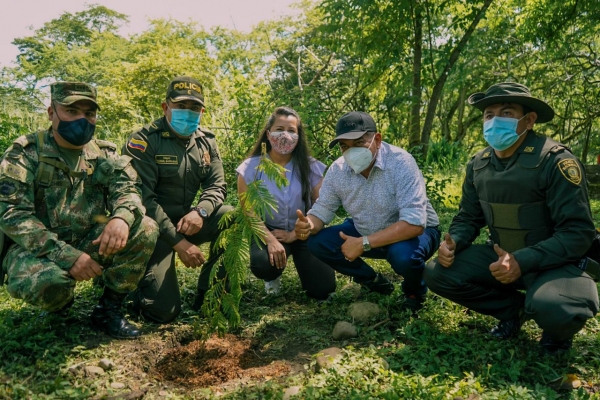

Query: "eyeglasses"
(269, 131), (299, 140)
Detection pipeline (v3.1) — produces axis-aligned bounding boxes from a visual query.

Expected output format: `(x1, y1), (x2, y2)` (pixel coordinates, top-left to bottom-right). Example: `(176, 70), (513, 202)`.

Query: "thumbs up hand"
(489, 243), (522, 284)
(437, 233), (456, 267)
(295, 210), (312, 241)
(339, 231), (364, 262)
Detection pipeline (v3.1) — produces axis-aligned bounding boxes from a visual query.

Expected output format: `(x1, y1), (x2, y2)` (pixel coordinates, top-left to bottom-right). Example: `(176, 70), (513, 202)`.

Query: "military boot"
(91, 288), (141, 339)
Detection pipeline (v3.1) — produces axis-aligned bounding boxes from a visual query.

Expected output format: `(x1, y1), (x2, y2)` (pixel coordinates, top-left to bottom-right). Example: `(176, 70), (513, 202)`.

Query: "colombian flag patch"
(128, 138), (147, 152)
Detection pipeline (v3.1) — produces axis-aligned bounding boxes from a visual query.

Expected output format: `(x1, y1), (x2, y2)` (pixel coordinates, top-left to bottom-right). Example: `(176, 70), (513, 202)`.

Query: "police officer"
(0, 82), (159, 339)
(124, 76), (232, 323)
(424, 82), (599, 354)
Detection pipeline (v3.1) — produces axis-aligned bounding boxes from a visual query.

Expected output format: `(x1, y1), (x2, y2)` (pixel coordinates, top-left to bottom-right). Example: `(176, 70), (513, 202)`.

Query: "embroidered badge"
(162, 132), (171, 138)
(0, 180), (17, 196)
(155, 155), (178, 165)
(482, 151), (491, 158)
(127, 138), (147, 152)
(0, 163), (28, 183)
(558, 159), (582, 185)
(524, 146), (535, 153)
(202, 151), (211, 165)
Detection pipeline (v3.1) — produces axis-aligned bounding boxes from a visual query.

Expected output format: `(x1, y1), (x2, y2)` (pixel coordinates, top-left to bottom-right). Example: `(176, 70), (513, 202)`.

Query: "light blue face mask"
(168, 107), (201, 136)
(483, 114), (528, 151)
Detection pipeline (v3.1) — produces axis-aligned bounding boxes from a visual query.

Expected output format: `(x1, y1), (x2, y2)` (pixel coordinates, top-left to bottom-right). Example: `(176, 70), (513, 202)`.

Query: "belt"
(580, 257), (600, 281)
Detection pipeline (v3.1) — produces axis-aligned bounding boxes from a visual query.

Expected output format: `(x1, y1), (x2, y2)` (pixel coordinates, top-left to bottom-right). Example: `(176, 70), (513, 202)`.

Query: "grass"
(1, 177), (600, 399)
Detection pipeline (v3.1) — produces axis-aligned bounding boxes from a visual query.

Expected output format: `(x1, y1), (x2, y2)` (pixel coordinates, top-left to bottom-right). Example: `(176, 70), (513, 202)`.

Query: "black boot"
(91, 288), (141, 339)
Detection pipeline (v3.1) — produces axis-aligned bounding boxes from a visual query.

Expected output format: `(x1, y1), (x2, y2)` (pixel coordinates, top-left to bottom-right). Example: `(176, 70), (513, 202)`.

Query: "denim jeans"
(307, 218), (440, 296)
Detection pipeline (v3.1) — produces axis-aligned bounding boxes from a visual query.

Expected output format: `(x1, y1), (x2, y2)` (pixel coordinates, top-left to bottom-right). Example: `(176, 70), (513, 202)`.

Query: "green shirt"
(123, 117), (227, 247)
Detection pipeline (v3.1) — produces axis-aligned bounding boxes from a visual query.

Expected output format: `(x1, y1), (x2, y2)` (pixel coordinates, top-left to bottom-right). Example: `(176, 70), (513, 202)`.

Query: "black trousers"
(424, 244), (599, 341)
(250, 238), (336, 300)
(132, 205), (233, 323)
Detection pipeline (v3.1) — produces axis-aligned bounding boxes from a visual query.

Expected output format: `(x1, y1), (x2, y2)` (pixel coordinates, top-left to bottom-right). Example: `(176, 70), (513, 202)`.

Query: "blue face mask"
(168, 108), (201, 136)
(54, 107), (96, 146)
(483, 114), (528, 151)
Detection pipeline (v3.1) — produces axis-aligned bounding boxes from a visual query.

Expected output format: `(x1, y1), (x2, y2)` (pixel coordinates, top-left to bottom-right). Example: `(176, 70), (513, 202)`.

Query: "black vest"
(472, 132), (568, 253)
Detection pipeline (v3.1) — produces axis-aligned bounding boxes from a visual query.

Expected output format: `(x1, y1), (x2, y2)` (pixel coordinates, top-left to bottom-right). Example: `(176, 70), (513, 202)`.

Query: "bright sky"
(0, 0), (302, 67)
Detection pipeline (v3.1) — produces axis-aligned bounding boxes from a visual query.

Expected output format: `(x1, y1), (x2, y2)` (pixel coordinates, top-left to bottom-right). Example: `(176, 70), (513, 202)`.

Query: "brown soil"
(153, 333), (293, 388)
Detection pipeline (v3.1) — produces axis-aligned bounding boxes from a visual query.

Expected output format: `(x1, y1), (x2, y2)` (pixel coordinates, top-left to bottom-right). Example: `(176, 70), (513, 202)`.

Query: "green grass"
(1, 179), (600, 399)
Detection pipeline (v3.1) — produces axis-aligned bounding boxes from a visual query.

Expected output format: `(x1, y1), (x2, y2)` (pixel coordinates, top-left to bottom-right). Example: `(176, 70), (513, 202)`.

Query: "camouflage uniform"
(0, 128), (158, 312)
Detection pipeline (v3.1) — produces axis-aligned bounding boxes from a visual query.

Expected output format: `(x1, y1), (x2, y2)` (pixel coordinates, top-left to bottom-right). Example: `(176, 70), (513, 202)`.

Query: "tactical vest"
(472, 134), (568, 253)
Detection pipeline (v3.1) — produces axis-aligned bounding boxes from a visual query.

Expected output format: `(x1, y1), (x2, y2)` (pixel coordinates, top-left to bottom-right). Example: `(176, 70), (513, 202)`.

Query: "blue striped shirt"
(308, 142), (439, 236)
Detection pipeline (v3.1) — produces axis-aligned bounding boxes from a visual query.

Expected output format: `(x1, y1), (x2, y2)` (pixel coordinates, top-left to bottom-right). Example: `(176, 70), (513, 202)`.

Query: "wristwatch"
(362, 236), (371, 251)
(192, 206), (209, 219)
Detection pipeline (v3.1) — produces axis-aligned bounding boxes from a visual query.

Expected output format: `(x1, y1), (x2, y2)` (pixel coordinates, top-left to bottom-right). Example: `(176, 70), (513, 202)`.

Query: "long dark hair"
(248, 106), (313, 213)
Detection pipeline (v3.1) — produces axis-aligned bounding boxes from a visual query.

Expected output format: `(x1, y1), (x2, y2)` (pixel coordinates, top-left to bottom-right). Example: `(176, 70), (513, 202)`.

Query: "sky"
(0, 0), (303, 67)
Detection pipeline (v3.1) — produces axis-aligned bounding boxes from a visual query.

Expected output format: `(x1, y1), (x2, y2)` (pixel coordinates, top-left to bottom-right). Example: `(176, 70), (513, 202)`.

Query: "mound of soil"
(154, 334), (291, 388)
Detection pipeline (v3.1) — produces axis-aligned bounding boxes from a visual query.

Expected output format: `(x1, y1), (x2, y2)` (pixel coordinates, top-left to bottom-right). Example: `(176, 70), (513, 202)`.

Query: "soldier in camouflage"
(0, 82), (159, 339)
(123, 76), (232, 323)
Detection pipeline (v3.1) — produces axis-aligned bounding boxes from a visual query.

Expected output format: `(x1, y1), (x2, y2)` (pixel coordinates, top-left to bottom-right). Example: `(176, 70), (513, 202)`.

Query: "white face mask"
(343, 137), (376, 174)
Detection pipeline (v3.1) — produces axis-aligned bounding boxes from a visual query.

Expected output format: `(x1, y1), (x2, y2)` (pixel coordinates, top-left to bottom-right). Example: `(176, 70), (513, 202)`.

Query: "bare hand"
(69, 253), (103, 281)
(272, 229), (296, 244)
(294, 210), (312, 240)
(437, 233), (456, 268)
(177, 211), (204, 236)
(489, 244), (522, 284)
(174, 239), (206, 268)
(267, 237), (287, 269)
(92, 218), (129, 256)
(339, 232), (364, 262)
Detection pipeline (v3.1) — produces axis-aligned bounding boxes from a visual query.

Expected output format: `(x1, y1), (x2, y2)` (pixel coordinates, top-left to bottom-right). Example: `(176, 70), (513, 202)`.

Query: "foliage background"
(1, 0), (599, 398)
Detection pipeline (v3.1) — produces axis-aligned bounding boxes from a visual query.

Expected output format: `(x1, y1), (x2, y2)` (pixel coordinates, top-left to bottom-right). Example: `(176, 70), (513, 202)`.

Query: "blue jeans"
(307, 219), (440, 296)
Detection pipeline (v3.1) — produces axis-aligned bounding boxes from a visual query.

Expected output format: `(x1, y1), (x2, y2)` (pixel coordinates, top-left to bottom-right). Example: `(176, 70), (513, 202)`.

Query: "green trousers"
(131, 205), (233, 323)
(424, 244), (599, 341)
(3, 216), (158, 312)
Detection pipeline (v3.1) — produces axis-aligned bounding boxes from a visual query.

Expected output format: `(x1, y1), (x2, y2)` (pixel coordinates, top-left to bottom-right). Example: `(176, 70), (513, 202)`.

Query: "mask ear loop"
(517, 113), (529, 137)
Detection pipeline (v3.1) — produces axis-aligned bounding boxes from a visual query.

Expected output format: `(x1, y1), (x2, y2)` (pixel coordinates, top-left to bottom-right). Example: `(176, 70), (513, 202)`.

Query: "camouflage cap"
(166, 76), (205, 105)
(51, 82), (100, 109)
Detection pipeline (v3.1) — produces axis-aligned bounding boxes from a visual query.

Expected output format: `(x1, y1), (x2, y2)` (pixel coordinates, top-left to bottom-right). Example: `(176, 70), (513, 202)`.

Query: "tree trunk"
(455, 85), (467, 142)
(420, 0), (494, 155)
(408, 0), (423, 152)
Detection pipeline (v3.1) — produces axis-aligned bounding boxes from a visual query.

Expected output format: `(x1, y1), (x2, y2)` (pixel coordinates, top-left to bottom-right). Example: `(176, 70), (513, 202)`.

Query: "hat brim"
(328, 130), (369, 149)
(56, 95), (100, 110)
(468, 93), (554, 123)
(170, 96), (204, 106)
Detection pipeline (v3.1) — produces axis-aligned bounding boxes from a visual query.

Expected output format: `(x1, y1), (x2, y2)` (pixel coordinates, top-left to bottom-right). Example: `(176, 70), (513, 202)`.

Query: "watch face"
(199, 208), (208, 218)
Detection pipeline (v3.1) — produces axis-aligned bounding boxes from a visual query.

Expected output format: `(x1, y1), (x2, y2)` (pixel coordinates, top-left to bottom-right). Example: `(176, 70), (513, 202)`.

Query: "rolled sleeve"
(307, 165), (340, 225)
(396, 156), (427, 227)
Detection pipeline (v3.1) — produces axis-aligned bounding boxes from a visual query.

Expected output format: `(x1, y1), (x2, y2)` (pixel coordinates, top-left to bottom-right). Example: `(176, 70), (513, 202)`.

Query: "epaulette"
(144, 120), (163, 135)
(199, 127), (215, 137)
(6, 133), (37, 159)
(13, 133), (36, 149)
(94, 139), (118, 151)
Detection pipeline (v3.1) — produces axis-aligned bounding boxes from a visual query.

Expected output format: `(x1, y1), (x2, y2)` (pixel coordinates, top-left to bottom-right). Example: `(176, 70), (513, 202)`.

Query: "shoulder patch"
(558, 159), (582, 185)
(128, 138), (148, 152)
(0, 162), (29, 183)
(482, 151), (491, 158)
(523, 146), (534, 153)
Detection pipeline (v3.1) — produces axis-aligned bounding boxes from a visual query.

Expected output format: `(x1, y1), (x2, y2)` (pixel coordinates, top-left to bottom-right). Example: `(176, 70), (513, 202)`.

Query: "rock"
(84, 366), (105, 377)
(332, 321), (358, 340)
(110, 382), (126, 389)
(283, 386), (302, 399)
(99, 358), (115, 371)
(340, 283), (362, 299)
(314, 347), (344, 372)
(348, 302), (381, 323)
(67, 365), (81, 375)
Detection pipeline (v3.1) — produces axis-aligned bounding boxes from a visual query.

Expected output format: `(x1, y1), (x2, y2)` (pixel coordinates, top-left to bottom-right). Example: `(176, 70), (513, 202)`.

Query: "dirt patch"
(154, 334), (292, 388)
